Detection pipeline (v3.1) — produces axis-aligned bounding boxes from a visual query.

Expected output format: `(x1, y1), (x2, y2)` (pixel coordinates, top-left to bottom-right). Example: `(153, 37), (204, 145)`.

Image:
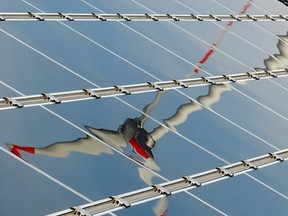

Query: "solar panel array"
(1, 0), (288, 215)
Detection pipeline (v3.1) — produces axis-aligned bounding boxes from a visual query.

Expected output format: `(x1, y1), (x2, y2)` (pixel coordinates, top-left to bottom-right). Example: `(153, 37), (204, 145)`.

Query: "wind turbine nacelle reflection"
(119, 118), (155, 160)
(86, 118), (155, 161)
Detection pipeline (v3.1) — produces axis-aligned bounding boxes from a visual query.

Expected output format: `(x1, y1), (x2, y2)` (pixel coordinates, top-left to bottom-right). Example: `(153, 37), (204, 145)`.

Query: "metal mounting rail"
(49, 148), (288, 216)
(0, 13), (288, 22)
(0, 69), (287, 111)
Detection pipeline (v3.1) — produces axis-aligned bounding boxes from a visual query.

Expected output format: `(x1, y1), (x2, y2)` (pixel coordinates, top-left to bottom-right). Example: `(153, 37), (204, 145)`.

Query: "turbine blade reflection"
(7, 136), (113, 158)
(197, 84), (232, 108)
(153, 197), (168, 216)
(85, 126), (126, 152)
(192, 0), (253, 74)
(256, 33), (288, 70)
(150, 83), (231, 140)
(139, 91), (165, 128)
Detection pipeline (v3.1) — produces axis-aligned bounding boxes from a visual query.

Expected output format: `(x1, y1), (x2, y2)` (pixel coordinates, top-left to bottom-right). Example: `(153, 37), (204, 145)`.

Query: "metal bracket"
(202, 77), (216, 85)
(247, 15), (258, 21)
(152, 185), (171, 196)
(265, 70), (277, 78)
(145, 13), (159, 21)
(183, 176), (201, 187)
(167, 14), (180, 21)
(114, 85), (131, 95)
(58, 12), (74, 21)
(223, 74), (236, 82)
(3, 97), (23, 108)
(116, 13), (131, 21)
(70, 206), (92, 216)
(230, 15), (241, 21)
(173, 79), (188, 88)
(241, 160), (258, 170)
(216, 167), (234, 177)
(246, 72), (260, 80)
(191, 14), (203, 21)
(269, 152), (284, 162)
(209, 14), (221, 21)
(91, 13), (106, 21)
(41, 93), (61, 104)
(28, 12), (44, 21)
(147, 82), (164, 91)
(83, 89), (101, 99)
(265, 15), (276, 21)
(280, 15), (288, 21)
(110, 196), (131, 208)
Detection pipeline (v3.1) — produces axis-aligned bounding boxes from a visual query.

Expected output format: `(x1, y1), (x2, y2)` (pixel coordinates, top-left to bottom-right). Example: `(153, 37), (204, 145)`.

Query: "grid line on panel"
(232, 87), (288, 122)
(50, 148), (288, 216)
(0, 12), (287, 22)
(4, 2), (288, 202)
(0, 69), (286, 110)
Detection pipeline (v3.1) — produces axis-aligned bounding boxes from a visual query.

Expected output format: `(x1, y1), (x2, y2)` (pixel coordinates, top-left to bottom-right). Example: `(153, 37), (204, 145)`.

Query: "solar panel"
(1, 0), (288, 215)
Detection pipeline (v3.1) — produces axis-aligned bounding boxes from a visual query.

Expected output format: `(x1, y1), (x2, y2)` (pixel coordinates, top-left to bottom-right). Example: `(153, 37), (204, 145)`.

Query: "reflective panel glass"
(1, 0), (288, 215)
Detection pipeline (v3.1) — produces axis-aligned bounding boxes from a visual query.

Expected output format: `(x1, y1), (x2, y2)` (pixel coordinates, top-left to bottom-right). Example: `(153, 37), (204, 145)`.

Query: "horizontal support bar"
(0, 69), (287, 111)
(0, 13), (288, 22)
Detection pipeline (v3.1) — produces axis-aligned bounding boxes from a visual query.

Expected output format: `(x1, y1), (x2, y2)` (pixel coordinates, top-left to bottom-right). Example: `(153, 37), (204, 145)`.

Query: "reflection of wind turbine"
(7, 84), (231, 171)
(7, 83), (230, 215)
(255, 32), (288, 70)
(7, 136), (113, 158)
(150, 84), (231, 140)
(6, 92), (163, 167)
(7, 92), (163, 183)
(191, 0), (253, 75)
(7, 92), (167, 216)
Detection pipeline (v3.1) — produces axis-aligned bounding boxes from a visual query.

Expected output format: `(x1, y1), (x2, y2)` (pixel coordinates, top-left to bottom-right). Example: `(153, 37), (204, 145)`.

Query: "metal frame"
(0, 13), (288, 21)
(0, 69), (286, 111)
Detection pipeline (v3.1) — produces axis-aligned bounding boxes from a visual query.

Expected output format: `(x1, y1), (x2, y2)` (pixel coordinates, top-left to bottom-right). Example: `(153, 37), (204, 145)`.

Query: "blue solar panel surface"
(0, 0), (288, 215)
